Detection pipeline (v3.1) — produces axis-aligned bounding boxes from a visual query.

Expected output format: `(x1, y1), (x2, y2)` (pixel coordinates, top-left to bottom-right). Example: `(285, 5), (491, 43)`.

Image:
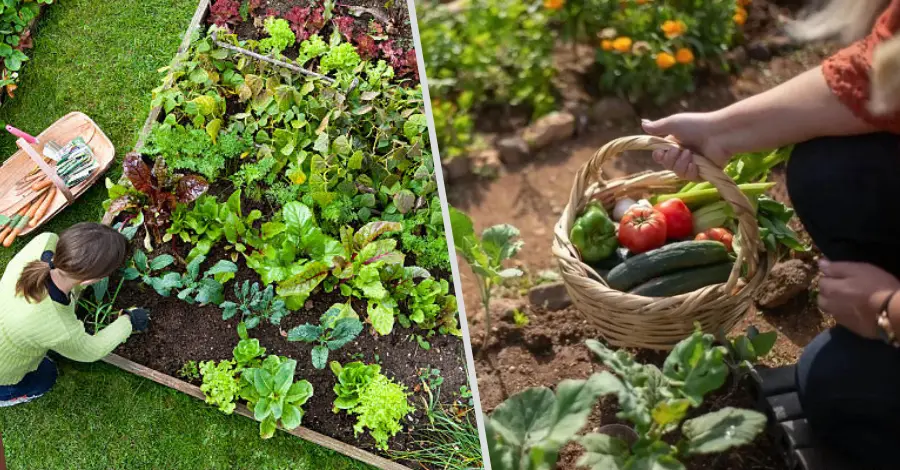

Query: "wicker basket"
(552, 135), (773, 350)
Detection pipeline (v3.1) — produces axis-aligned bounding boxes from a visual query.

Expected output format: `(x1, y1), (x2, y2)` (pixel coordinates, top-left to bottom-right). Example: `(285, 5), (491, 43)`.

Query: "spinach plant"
(123, 250), (181, 297)
(330, 361), (411, 450)
(168, 189), (262, 263)
(449, 207), (523, 351)
(239, 355), (314, 439)
(220, 280), (289, 328)
(146, 255), (238, 306)
(286, 303), (363, 369)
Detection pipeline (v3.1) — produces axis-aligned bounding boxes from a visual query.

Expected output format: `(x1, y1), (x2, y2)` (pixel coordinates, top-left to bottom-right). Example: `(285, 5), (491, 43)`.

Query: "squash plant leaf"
(577, 433), (629, 469)
(683, 407), (766, 455)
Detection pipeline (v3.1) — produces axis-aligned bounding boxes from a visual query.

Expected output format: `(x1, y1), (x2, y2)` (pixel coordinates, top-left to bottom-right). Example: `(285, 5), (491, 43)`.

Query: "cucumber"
(590, 247), (631, 271)
(628, 262), (734, 297)
(606, 240), (729, 291)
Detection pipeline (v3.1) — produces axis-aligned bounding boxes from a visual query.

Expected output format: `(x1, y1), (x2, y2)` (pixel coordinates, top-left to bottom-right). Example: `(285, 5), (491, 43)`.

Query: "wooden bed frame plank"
(100, 3), (416, 468)
(102, 354), (413, 470)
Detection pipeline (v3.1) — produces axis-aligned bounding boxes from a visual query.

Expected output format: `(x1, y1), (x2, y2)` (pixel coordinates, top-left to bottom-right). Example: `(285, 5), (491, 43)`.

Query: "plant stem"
(478, 278), (492, 358)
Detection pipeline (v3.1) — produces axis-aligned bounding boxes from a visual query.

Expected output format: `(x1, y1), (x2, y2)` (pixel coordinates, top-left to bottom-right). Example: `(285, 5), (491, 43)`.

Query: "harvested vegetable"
(628, 262), (733, 297)
(757, 197), (807, 254)
(612, 197), (637, 221)
(696, 228), (734, 252)
(653, 198), (693, 239)
(653, 182), (775, 209)
(606, 240), (729, 291)
(570, 203), (618, 262)
(617, 206), (667, 254)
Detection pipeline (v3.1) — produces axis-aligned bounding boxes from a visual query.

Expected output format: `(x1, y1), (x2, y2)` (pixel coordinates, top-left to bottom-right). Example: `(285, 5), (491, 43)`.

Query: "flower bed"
(0, 0), (54, 103)
(83, 5), (477, 468)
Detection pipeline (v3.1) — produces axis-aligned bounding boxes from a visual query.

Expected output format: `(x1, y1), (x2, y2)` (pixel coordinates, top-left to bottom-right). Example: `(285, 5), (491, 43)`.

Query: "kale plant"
(122, 250), (180, 297)
(220, 281), (289, 329)
(145, 255), (238, 306)
(286, 303), (363, 369)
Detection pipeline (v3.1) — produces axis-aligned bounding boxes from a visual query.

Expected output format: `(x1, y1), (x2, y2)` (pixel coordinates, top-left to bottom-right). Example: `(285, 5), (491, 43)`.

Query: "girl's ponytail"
(16, 260), (53, 303)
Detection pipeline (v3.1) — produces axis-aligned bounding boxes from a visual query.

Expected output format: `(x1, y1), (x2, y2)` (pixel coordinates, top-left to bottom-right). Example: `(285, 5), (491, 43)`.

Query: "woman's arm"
(643, 67), (879, 179)
(51, 315), (132, 363)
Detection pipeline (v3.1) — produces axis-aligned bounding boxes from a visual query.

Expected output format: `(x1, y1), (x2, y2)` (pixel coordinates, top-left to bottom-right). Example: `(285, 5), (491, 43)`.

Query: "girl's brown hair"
(16, 223), (127, 303)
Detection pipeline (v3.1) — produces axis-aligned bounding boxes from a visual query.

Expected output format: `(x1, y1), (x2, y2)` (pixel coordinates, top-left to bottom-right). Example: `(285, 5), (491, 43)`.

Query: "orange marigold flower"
(733, 11), (747, 25)
(675, 48), (694, 64)
(544, 0), (564, 9)
(656, 52), (676, 69)
(613, 37), (633, 53)
(661, 20), (687, 38)
(601, 39), (614, 51)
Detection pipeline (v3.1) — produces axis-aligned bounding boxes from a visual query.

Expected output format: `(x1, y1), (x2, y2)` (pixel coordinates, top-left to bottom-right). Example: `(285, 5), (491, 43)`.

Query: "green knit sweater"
(0, 233), (132, 385)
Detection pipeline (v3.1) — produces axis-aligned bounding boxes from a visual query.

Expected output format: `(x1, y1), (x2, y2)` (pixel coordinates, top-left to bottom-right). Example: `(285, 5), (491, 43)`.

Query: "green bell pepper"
(570, 203), (618, 262)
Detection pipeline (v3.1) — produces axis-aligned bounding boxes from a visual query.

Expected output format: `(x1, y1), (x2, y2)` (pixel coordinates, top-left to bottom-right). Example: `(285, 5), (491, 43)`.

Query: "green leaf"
(326, 318), (363, 350)
(195, 278), (225, 305)
(577, 433), (629, 469)
(321, 302), (358, 329)
(482, 224), (524, 263)
(393, 189), (415, 214)
(368, 301), (395, 335)
(259, 416), (278, 439)
(749, 331), (777, 358)
(353, 221), (402, 249)
(274, 359), (297, 395)
(286, 324), (324, 343)
(311, 345), (329, 369)
(663, 329), (728, 406)
(683, 408), (767, 455)
(280, 403), (304, 430)
(191, 95), (217, 116)
(332, 135), (351, 156)
(277, 261), (330, 308)
(651, 399), (691, 430)
(190, 68), (209, 84)
(149, 254), (175, 271)
(206, 118), (222, 144)
(133, 250), (149, 272)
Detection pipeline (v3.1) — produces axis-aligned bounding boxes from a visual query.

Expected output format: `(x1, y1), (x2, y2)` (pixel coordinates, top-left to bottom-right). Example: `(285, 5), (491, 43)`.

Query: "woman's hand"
(642, 113), (731, 181)
(818, 259), (900, 339)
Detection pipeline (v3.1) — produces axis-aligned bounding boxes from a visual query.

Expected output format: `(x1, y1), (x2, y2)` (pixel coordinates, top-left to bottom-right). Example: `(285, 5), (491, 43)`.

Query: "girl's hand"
(818, 259), (900, 339)
(642, 113), (731, 181)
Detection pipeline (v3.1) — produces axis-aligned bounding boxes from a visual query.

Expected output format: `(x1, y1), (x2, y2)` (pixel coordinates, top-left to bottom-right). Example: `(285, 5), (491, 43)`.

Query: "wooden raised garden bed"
(92, 1), (469, 469)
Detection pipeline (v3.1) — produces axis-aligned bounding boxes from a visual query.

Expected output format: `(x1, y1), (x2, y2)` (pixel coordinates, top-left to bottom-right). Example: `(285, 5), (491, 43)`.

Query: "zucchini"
(628, 262), (734, 297)
(606, 240), (729, 291)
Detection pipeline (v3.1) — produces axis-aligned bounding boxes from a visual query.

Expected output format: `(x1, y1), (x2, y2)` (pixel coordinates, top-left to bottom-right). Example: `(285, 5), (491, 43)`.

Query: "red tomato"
(654, 198), (693, 239)
(618, 206), (667, 253)
(696, 228), (734, 252)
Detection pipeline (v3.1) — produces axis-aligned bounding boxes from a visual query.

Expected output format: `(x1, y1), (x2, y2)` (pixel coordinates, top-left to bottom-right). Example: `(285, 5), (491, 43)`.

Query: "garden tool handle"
(5, 125), (37, 144)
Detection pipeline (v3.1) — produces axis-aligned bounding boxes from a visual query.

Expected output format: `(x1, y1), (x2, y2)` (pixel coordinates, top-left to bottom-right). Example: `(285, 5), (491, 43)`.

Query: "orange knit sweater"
(823, 0), (900, 132)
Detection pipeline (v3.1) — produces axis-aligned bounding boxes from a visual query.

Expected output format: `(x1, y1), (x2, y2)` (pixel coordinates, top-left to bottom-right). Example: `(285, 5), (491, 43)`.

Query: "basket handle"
(572, 135), (761, 292)
(17, 138), (75, 203)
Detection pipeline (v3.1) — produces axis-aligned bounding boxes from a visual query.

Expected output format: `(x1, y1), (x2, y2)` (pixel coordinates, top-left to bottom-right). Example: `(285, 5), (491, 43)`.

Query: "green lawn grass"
(0, 2), (372, 469)
(0, 361), (372, 470)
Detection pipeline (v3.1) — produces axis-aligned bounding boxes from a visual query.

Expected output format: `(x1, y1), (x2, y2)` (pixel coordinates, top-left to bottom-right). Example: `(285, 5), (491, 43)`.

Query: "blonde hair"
(16, 223), (127, 303)
(787, 0), (890, 45)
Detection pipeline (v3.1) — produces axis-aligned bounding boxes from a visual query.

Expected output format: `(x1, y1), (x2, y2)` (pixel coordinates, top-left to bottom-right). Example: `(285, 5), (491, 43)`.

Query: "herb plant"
(286, 303), (363, 369)
(239, 355), (314, 439)
(220, 281), (289, 329)
(449, 207), (523, 350)
(123, 250), (180, 297)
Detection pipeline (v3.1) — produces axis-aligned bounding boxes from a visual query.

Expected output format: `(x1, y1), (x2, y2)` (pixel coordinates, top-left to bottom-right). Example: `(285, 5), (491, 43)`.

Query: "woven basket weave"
(552, 135), (773, 350)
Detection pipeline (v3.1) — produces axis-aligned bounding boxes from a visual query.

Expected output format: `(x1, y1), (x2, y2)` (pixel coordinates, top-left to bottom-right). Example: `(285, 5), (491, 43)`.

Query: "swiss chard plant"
(330, 360), (411, 450)
(449, 207), (523, 350)
(286, 302), (363, 369)
(328, 221), (406, 335)
(245, 201), (342, 310)
(220, 281), (289, 329)
(239, 355), (314, 439)
(168, 189), (263, 263)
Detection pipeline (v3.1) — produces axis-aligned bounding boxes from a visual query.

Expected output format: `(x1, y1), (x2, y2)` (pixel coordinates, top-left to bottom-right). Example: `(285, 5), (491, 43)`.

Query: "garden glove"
(126, 308), (150, 333)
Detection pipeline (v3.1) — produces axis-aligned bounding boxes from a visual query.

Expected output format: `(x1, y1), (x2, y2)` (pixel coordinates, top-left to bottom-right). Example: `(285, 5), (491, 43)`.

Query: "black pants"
(788, 132), (900, 468)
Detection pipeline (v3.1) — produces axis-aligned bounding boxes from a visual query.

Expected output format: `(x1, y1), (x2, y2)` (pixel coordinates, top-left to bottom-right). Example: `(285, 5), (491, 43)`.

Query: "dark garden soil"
(91, 227), (470, 462)
(448, 3), (841, 469)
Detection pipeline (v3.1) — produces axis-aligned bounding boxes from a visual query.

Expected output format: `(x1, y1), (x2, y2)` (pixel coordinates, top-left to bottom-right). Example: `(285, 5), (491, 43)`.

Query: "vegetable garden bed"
(83, 1), (478, 469)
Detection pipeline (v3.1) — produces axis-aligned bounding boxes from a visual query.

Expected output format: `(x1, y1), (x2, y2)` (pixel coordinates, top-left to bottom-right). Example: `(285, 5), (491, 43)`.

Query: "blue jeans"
(0, 357), (57, 405)
(789, 133), (900, 468)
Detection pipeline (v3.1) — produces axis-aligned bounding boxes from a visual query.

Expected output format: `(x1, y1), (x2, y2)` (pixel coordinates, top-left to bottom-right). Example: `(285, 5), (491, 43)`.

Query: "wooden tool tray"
(0, 112), (114, 237)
